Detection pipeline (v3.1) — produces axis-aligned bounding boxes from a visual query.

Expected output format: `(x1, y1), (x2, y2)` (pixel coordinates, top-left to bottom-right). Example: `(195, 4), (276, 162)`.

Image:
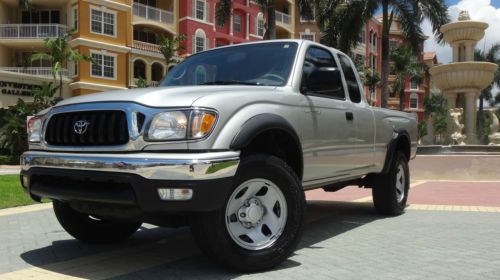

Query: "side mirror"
(302, 67), (342, 95)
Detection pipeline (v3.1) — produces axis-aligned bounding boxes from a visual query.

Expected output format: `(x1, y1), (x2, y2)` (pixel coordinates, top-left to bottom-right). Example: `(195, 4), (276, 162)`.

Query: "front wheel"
(190, 154), (305, 272)
(372, 152), (410, 215)
(53, 201), (142, 243)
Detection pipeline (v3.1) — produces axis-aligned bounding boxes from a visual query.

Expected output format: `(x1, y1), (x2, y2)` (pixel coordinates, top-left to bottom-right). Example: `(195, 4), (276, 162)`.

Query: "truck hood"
(56, 86), (277, 108)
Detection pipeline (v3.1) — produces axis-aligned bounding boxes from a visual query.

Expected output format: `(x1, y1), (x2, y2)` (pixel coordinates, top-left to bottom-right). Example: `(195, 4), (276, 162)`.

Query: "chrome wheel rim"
(395, 163), (406, 203)
(225, 178), (288, 250)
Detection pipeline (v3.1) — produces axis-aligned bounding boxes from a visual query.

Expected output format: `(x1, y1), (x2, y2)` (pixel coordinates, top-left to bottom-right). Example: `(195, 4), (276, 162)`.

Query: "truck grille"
(45, 110), (129, 146)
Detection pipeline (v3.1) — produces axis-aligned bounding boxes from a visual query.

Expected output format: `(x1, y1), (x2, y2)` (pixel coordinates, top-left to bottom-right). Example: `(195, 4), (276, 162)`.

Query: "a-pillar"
(465, 91), (478, 144)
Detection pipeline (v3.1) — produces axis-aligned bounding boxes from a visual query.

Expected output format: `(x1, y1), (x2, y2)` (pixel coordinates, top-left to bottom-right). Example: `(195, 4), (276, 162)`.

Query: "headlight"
(147, 109), (217, 141)
(148, 111), (188, 140)
(28, 117), (43, 143)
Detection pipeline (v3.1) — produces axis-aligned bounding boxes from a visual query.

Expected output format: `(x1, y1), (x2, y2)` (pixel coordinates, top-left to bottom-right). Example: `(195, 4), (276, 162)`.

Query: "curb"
(417, 145), (500, 155)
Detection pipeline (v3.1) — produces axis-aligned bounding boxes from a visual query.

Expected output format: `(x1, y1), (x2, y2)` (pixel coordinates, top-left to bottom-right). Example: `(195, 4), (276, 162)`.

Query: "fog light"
(158, 188), (193, 201)
(21, 175), (29, 188)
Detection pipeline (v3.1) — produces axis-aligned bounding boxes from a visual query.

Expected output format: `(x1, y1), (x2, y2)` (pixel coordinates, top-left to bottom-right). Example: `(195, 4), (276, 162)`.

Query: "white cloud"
(423, 0), (500, 64)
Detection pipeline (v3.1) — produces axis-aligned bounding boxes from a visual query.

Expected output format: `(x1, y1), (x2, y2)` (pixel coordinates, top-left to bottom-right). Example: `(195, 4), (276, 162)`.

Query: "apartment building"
(0, 0), (299, 108)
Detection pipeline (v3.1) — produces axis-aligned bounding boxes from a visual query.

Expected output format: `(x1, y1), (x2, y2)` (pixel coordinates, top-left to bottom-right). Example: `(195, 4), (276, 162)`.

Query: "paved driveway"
(0, 155), (499, 279)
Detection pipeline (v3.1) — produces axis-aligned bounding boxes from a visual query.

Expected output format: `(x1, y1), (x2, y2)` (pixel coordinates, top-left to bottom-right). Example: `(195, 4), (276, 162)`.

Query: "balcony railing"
(132, 40), (161, 53)
(133, 2), (174, 25)
(0, 67), (68, 77)
(0, 24), (67, 39)
(275, 11), (291, 26)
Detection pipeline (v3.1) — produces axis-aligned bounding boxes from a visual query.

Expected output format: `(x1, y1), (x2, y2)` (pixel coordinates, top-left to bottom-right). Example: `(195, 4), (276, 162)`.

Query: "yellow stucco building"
(0, 0), (179, 107)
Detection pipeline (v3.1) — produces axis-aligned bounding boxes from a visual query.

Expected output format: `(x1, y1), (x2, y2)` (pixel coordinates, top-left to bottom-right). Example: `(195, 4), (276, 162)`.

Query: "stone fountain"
(429, 11), (498, 144)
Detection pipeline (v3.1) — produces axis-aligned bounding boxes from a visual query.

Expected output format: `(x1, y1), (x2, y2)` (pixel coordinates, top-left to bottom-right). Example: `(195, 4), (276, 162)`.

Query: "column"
(446, 92), (456, 109)
(229, 9), (233, 36)
(452, 44), (459, 62)
(146, 62), (152, 86)
(465, 91), (478, 144)
(465, 42), (474, 61)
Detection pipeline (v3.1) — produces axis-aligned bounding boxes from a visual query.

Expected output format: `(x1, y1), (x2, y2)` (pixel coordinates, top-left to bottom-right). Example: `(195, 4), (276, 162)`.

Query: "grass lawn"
(0, 175), (45, 209)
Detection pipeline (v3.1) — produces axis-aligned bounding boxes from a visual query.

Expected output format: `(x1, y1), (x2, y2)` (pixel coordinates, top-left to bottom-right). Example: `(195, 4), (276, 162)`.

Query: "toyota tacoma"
(20, 40), (417, 271)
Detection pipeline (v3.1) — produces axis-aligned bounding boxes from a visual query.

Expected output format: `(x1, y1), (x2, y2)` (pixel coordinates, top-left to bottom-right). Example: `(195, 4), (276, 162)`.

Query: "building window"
(358, 30), (365, 43)
(234, 15), (241, 33)
(410, 78), (419, 90)
(73, 6), (78, 30)
(91, 8), (115, 36)
(195, 0), (205, 21)
(256, 13), (264, 36)
(194, 29), (206, 53)
(91, 52), (116, 79)
(371, 32), (377, 52)
(300, 33), (315, 41)
(410, 93), (418, 109)
(370, 55), (376, 71)
(389, 40), (398, 51)
(300, 7), (315, 22)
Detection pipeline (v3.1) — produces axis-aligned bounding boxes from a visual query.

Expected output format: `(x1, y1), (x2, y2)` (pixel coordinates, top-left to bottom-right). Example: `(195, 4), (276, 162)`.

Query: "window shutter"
(205, 1), (210, 22)
(192, 0), (196, 18)
(192, 35), (196, 53)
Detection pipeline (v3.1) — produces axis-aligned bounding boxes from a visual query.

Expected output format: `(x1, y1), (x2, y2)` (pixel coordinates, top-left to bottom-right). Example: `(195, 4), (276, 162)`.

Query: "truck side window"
(302, 47), (345, 99)
(338, 54), (362, 103)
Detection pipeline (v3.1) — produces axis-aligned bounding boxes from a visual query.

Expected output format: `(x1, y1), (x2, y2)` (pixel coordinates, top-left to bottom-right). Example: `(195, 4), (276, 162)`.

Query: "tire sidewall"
(389, 153), (410, 213)
(196, 154), (305, 270)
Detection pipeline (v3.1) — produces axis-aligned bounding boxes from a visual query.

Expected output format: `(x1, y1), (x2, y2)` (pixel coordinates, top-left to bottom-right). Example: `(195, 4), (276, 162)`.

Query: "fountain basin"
(441, 21), (488, 43)
(429, 62), (497, 92)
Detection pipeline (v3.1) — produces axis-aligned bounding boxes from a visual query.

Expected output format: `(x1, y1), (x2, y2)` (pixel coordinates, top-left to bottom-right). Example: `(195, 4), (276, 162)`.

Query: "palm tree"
(31, 30), (92, 98)
(315, 0), (449, 108)
(390, 46), (426, 111)
(474, 43), (500, 142)
(216, 0), (312, 40)
(158, 34), (186, 72)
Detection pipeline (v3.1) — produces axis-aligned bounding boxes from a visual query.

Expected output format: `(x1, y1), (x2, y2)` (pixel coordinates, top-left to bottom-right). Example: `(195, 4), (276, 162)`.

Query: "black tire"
(372, 151), (410, 215)
(53, 201), (142, 243)
(190, 154), (305, 272)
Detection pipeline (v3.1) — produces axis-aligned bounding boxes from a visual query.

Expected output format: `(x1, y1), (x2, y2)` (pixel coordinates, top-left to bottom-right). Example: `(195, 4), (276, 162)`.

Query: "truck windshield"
(160, 42), (298, 87)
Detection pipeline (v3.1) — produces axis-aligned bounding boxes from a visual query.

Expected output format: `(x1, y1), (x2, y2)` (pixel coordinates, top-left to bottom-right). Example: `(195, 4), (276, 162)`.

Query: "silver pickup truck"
(20, 40), (417, 271)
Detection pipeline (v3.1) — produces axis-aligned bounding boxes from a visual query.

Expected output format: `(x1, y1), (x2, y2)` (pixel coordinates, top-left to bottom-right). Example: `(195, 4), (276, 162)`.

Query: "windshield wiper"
(200, 80), (262, 86)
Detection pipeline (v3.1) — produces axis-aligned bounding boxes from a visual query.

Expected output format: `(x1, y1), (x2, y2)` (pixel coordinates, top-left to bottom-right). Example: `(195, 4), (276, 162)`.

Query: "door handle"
(345, 112), (354, 121)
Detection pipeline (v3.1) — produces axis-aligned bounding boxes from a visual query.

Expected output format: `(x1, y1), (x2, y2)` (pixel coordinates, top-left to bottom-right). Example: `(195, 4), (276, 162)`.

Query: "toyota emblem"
(74, 120), (90, 135)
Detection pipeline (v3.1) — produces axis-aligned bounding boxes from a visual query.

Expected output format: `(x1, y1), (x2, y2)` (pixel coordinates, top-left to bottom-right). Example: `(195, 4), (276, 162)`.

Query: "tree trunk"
(478, 93), (484, 143)
(380, 1), (390, 108)
(59, 72), (63, 98)
(265, 7), (276, 40)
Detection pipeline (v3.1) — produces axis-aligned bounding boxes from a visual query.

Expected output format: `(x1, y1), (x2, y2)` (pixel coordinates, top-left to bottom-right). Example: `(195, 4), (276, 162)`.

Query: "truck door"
(336, 53), (376, 174)
(300, 46), (359, 184)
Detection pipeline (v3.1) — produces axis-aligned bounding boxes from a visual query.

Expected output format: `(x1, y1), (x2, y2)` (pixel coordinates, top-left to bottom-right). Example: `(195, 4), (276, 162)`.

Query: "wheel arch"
(230, 114), (303, 180)
(381, 128), (411, 174)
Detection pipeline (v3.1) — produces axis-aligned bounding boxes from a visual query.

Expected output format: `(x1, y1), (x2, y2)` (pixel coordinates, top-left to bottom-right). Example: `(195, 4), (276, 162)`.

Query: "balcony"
(0, 67), (69, 80)
(131, 40), (162, 57)
(275, 11), (291, 27)
(0, 24), (67, 47)
(0, 24), (66, 39)
(133, 2), (175, 33)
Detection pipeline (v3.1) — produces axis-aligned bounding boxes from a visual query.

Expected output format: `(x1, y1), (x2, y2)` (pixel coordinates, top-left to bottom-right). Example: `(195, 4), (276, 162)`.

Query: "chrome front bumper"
(20, 151), (240, 181)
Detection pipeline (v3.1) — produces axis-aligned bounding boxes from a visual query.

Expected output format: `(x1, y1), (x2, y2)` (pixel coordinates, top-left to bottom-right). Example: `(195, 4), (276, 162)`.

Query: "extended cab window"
(302, 47), (344, 99)
(338, 54), (362, 103)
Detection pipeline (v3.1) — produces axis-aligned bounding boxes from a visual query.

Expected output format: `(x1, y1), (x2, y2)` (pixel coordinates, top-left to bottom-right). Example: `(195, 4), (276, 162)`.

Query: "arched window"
(133, 59), (146, 80)
(256, 13), (264, 36)
(194, 29), (206, 53)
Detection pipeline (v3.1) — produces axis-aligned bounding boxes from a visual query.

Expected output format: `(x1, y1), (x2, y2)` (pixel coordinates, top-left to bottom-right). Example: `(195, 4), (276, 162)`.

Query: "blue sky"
(446, 0), (500, 7)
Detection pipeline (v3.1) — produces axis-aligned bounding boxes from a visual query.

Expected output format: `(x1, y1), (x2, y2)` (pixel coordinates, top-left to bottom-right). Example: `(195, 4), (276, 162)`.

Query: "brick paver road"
(0, 155), (499, 279)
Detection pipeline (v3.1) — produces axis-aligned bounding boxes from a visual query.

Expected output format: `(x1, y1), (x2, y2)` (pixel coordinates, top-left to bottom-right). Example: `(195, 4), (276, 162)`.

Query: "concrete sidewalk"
(0, 165), (20, 175)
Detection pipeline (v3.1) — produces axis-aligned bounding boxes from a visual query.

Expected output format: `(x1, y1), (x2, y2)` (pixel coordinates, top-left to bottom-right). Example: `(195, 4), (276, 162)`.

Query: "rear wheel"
(190, 154), (305, 272)
(53, 201), (141, 243)
(372, 152), (409, 215)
